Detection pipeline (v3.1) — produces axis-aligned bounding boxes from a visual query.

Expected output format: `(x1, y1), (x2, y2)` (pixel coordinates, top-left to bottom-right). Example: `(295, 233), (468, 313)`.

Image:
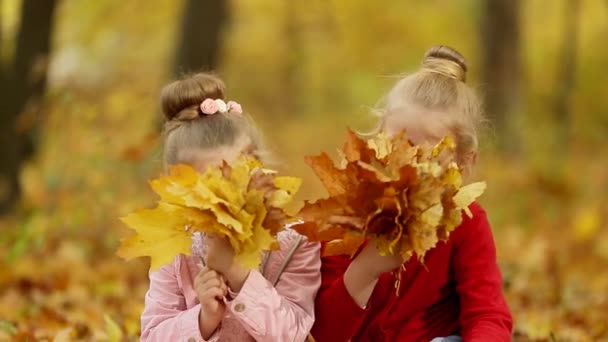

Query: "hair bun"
(160, 73), (226, 121)
(421, 45), (468, 82)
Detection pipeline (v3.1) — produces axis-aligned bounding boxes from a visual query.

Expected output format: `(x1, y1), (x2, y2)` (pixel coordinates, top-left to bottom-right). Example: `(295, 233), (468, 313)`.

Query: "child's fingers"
(194, 268), (220, 287)
(197, 265), (209, 274)
(199, 278), (223, 292)
(195, 275), (221, 293)
(219, 281), (228, 296)
(201, 287), (225, 303)
(194, 268), (210, 286)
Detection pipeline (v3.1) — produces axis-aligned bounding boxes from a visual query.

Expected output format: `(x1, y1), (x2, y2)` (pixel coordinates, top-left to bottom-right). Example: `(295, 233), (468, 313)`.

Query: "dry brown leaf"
(293, 129), (486, 262)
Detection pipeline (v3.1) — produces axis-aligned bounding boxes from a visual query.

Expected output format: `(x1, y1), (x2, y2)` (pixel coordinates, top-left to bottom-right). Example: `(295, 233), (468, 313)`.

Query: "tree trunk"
(0, 0), (3, 66)
(281, 0), (302, 116)
(479, 0), (522, 153)
(173, 0), (227, 75)
(0, 0), (57, 213)
(0, 0), (4, 87)
(553, 0), (580, 144)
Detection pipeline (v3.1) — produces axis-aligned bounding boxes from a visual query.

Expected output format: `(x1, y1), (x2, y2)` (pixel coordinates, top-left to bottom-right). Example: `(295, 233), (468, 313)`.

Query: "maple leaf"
(324, 233), (367, 257)
(117, 202), (217, 270)
(267, 176), (302, 208)
(118, 156), (301, 270)
(453, 181), (487, 218)
(293, 129), (486, 262)
(304, 153), (349, 196)
(367, 131), (393, 160)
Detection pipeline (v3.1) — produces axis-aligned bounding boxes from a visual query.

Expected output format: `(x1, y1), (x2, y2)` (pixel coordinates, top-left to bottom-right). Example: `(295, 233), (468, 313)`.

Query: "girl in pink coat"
(140, 72), (321, 342)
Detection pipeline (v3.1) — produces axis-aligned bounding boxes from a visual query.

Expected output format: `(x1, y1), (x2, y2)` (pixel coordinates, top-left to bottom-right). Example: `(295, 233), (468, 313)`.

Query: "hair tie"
(421, 57), (466, 82)
(200, 99), (243, 115)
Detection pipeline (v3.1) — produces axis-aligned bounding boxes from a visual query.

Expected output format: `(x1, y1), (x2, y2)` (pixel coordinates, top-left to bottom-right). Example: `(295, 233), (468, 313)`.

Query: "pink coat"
(140, 229), (321, 342)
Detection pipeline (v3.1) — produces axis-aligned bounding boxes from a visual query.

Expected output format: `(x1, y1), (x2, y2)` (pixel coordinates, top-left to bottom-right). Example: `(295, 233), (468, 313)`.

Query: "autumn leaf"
(304, 153), (349, 196)
(267, 176), (302, 207)
(345, 129), (377, 162)
(367, 131), (393, 159)
(324, 233), (367, 257)
(118, 156), (301, 270)
(104, 314), (123, 342)
(453, 181), (487, 218)
(117, 202), (216, 270)
(293, 129), (486, 262)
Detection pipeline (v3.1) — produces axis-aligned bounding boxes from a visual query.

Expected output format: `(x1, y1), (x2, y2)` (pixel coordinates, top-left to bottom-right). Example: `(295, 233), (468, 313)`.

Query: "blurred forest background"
(0, 0), (607, 341)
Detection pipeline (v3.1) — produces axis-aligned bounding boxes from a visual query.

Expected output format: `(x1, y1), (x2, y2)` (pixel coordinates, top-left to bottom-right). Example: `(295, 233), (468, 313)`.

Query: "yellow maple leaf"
(431, 135), (456, 157)
(453, 181), (487, 217)
(409, 219), (439, 257)
(442, 162), (463, 189)
(104, 314), (123, 342)
(118, 156), (301, 270)
(420, 203), (444, 227)
(367, 131), (392, 159)
(117, 202), (217, 270)
(234, 189), (276, 268)
(267, 176), (302, 208)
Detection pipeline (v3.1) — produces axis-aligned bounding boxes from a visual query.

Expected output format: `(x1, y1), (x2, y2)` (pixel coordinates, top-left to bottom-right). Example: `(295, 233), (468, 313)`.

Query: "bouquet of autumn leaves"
(117, 157), (301, 270)
(292, 129), (486, 262)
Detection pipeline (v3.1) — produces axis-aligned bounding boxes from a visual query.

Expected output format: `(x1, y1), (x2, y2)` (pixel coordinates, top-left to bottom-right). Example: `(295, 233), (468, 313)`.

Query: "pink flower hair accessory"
(200, 98), (219, 115)
(200, 99), (243, 115)
(227, 101), (243, 114)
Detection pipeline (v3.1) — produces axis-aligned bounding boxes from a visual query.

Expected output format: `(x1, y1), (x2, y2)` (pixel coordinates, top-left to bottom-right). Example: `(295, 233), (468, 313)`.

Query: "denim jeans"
(430, 336), (462, 342)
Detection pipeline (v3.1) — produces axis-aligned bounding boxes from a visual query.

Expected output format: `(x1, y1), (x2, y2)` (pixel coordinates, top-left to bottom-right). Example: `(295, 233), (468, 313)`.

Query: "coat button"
(234, 303), (246, 312)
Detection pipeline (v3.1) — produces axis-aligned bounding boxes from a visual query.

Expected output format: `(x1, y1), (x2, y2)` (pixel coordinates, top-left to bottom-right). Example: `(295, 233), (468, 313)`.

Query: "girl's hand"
(343, 242), (405, 308)
(330, 214), (406, 308)
(206, 234), (250, 292)
(352, 239), (404, 278)
(194, 266), (227, 339)
(328, 214), (404, 277)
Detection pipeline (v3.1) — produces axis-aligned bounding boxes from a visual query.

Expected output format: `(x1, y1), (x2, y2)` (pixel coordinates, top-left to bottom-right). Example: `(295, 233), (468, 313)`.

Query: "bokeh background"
(1, 0), (607, 340)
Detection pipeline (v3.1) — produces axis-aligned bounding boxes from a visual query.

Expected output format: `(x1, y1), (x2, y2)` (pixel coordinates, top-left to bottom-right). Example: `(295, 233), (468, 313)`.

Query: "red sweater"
(311, 203), (512, 342)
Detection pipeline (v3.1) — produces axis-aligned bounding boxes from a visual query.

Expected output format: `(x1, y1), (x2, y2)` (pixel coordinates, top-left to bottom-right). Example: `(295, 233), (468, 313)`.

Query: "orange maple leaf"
(293, 129), (486, 262)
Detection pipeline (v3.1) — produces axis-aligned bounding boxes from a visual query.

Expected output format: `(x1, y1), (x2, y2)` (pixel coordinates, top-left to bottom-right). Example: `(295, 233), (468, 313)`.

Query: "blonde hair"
(376, 46), (483, 175)
(160, 73), (267, 167)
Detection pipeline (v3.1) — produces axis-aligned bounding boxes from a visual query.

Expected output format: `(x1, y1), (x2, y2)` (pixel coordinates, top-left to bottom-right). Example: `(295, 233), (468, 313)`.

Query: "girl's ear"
(242, 144), (257, 159)
(460, 150), (477, 177)
(465, 150), (477, 167)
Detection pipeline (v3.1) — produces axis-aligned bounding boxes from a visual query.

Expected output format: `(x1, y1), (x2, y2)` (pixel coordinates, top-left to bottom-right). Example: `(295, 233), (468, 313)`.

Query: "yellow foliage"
(117, 156), (301, 270)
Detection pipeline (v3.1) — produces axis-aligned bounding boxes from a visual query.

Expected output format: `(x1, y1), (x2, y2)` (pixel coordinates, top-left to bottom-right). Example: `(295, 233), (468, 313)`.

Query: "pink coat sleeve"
(226, 236), (321, 342)
(140, 257), (219, 342)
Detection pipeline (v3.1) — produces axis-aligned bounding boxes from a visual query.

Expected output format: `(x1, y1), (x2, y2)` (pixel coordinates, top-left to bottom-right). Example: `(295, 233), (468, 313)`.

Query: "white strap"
(271, 234), (304, 286)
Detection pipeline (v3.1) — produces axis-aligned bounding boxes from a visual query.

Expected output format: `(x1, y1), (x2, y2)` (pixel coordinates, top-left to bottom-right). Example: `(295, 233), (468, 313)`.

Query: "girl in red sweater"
(311, 46), (513, 342)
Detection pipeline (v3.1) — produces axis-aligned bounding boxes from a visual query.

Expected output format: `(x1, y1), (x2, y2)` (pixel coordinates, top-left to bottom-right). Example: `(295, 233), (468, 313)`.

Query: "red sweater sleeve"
(310, 251), (368, 342)
(453, 204), (513, 341)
